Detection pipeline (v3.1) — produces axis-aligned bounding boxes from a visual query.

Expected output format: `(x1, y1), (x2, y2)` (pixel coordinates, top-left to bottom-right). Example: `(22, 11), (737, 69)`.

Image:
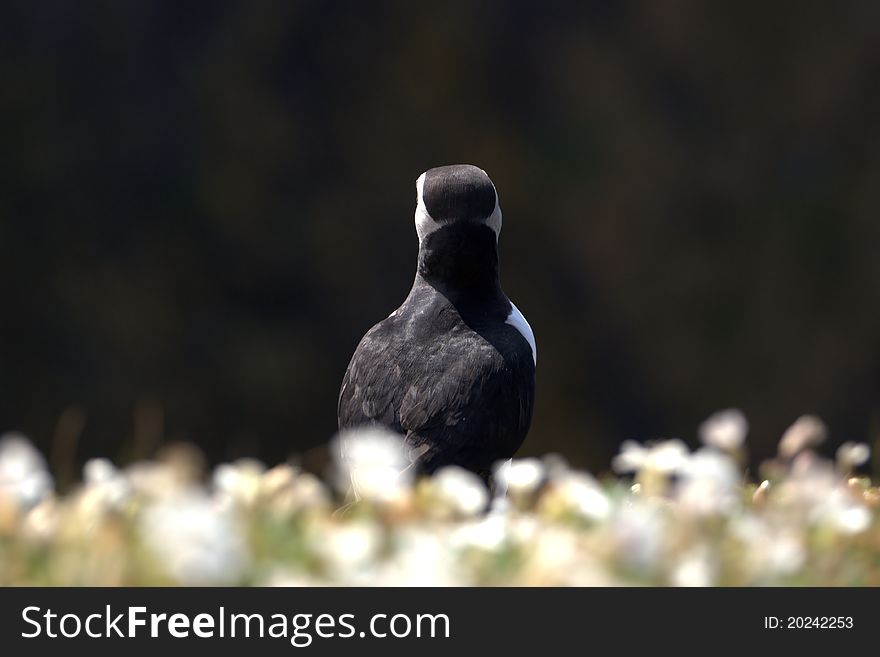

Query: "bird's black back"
(338, 225), (535, 474)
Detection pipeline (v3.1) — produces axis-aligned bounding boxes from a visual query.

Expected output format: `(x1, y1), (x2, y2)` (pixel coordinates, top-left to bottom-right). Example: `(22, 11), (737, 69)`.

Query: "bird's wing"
(338, 320), (405, 431)
(339, 315), (535, 473)
(398, 330), (535, 472)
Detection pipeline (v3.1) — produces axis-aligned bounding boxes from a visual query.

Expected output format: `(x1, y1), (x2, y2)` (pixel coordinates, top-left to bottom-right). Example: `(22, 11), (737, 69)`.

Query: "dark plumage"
(338, 165), (536, 475)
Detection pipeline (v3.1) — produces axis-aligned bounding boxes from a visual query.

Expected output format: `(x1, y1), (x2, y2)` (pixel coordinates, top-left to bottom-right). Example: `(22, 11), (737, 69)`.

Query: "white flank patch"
(506, 301), (536, 364)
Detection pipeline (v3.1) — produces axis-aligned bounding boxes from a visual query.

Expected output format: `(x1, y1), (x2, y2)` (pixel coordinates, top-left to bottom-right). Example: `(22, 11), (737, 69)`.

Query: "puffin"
(338, 164), (536, 479)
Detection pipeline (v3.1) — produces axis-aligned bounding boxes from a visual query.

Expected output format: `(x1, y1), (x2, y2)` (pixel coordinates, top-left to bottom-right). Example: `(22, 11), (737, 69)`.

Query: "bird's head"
(414, 164), (502, 243)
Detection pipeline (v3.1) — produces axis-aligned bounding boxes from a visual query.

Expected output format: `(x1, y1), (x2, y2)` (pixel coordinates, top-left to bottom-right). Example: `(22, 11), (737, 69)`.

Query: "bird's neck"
(415, 223), (503, 312)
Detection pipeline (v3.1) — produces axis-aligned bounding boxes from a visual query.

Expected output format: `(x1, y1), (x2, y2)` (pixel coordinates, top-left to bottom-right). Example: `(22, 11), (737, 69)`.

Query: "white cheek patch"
(415, 172), (442, 242)
(486, 195), (502, 240)
(479, 166), (502, 240)
(506, 301), (536, 364)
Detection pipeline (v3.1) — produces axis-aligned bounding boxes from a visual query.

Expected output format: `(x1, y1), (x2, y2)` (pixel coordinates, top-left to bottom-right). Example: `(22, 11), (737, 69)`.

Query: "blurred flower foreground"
(1, 410), (878, 586)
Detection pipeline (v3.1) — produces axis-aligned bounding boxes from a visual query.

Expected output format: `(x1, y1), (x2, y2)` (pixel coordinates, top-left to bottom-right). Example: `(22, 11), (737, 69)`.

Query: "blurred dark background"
(2, 1), (879, 478)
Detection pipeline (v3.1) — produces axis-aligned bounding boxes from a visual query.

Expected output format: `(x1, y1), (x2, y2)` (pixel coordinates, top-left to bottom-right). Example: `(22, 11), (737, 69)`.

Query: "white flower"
(831, 504), (871, 534)
(506, 514), (541, 543)
(611, 500), (665, 571)
(261, 466), (331, 516)
(776, 452), (871, 534)
(612, 439), (688, 475)
(213, 458), (266, 507)
(286, 473), (331, 512)
(541, 453), (571, 480)
(332, 427), (413, 503)
(836, 442), (871, 470)
(611, 441), (646, 473)
(0, 433), (53, 509)
(125, 461), (192, 500)
(260, 463), (298, 496)
(84, 457), (115, 484)
(317, 521), (384, 579)
(82, 458), (131, 511)
(494, 458), (545, 498)
(761, 532), (806, 577)
(551, 472), (611, 522)
(524, 526), (579, 582)
(431, 466), (489, 516)
(670, 547), (715, 587)
(699, 409), (748, 451)
(778, 415), (826, 458)
(810, 488), (872, 535)
(777, 452), (837, 509)
(451, 513), (510, 552)
(141, 490), (249, 585)
(675, 448), (740, 516)
(21, 498), (60, 542)
(522, 525), (613, 586)
(733, 516), (806, 580)
(377, 528), (461, 586)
